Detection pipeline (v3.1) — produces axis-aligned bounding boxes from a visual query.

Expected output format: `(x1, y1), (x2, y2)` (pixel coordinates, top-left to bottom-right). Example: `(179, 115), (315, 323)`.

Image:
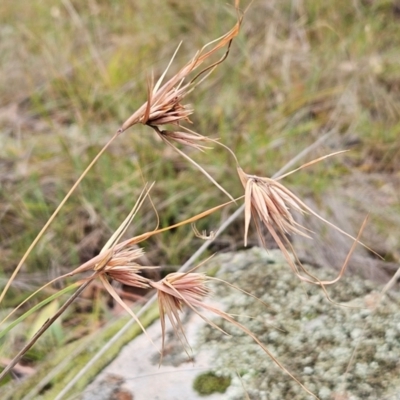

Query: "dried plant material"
(152, 124), (234, 201)
(150, 272), (212, 352)
(0, 185), (238, 332)
(105, 267), (150, 289)
(150, 271), (317, 399)
(192, 223), (216, 240)
(97, 275), (151, 341)
(105, 247), (145, 269)
(238, 167), (310, 247)
(0, 185), (155, 341)
(119, 6), (243, 133)
(237, 152), (379, 286)
(83, 187), (158, 343)
(0, 358), (35, 378)
(104, 247), (155, 289)
(158, 129), (213, 152)
(115, 7), (243, 201)
(238, 166), (318, 284)
(118, 195), (238, 248)
(5, 2), (392, 397)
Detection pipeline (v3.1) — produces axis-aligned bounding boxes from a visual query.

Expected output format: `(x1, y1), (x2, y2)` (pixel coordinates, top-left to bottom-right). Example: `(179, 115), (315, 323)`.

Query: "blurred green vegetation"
(0, 0), (399, 392)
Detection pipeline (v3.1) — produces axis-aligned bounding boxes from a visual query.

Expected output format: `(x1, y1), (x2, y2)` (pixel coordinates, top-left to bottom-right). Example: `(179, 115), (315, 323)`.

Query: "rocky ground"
(82, 247), (400, 400)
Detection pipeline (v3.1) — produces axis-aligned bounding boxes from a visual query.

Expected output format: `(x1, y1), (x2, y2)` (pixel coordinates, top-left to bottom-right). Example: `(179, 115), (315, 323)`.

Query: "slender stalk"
(54, 133), (330, 399)
(0, 132), (119, 305)
(0, 280), (92, 381)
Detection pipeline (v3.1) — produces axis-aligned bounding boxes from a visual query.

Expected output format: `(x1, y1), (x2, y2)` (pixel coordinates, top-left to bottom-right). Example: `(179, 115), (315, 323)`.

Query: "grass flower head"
(237, 167), (310, 247)
(150, 272), (210, 352)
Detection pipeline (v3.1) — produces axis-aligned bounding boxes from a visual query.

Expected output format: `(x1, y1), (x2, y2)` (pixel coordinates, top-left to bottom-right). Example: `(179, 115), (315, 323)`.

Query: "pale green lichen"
(197, 247), (400, 400)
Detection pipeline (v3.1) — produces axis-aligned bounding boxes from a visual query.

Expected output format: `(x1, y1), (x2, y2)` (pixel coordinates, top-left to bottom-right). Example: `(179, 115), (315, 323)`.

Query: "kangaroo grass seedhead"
(237, 165), (318, 283)
(238, 167), (310, 248)
(150, 268), (317, 398)
(104, 247), (155, 289)
(237, 151), (379, 287)
(90, 245), (158, 344)
(115, 3), (243, 202)
(118, 2), (242, 134)
(150, 272), (210, 352)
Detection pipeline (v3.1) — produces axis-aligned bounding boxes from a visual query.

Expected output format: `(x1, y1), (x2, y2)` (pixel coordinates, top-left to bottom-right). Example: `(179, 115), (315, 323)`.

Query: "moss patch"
(193, 371), (231, 396)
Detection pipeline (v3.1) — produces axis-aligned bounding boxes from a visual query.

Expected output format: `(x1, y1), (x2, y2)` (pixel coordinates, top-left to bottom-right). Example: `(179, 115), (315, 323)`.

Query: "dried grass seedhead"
(237, 167), (309, 247)
(105, 246), (145, 269)
(106, 266), (151, 289)
(151, 272), (210, 316)
(150, 272), (210, 351)
(163, 272), (210, 299)
(119, 4), (242, 133)
(134, 80), (194, 128)
(237, 157), (376, 288)
(100, 247), (157, 289)
(150, 269), (317, 398)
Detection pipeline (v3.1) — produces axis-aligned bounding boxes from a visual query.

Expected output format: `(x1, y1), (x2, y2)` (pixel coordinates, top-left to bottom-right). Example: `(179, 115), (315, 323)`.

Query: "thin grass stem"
(0, 279), (93, 381)
(54, 131), (330, 399)
(0, 132), (119, 305)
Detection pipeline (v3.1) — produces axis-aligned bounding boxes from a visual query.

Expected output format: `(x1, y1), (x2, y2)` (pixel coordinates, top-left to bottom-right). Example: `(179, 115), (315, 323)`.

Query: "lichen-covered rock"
(197, 247), (400, 400)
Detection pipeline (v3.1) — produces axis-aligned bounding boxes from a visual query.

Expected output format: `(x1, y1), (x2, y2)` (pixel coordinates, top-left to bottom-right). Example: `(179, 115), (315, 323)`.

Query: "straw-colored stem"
(0, 132), (119, 305)
(0, 279), (92, 381)
(54, 134), (329, 399)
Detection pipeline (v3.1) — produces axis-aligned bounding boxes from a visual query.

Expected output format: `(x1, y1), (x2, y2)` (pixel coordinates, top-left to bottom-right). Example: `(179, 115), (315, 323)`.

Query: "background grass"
(0, 0), (399, 391)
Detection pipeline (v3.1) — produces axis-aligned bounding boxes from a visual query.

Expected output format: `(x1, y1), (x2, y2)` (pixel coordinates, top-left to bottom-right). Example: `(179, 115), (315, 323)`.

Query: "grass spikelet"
(150, 270), (317, 399)
(157, 129), (213, 152)
(237, 167), (310, 247)
(118, 5), (243, 133)
(237, 151), (380, 286)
